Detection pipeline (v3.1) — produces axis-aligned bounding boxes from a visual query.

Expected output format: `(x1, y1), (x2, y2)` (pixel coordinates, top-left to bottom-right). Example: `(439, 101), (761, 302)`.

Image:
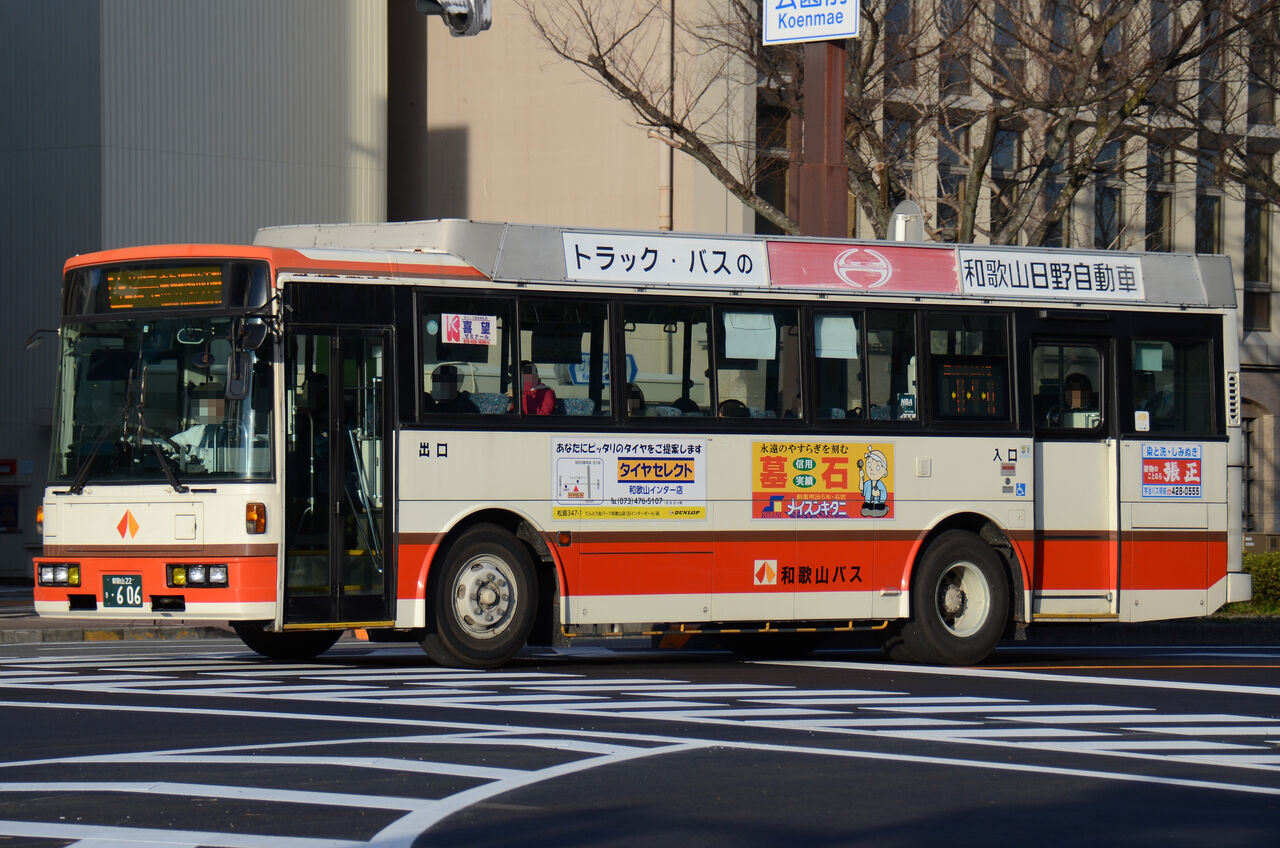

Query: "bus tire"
(232, 622), (341, 661)
(884, 530), (1008, 666)
(420, 524), (537, 669)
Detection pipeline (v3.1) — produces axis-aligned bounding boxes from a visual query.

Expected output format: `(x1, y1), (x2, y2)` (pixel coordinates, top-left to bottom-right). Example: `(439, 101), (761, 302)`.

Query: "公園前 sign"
(763, 0), (860, 45)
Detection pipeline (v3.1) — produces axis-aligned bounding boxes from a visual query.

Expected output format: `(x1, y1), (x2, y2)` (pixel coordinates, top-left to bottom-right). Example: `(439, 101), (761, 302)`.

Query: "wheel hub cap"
(452, 557), (515, 639)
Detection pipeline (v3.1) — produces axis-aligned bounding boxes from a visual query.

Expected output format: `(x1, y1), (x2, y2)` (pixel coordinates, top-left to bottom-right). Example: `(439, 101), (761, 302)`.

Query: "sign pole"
(796, 41), (848, 238)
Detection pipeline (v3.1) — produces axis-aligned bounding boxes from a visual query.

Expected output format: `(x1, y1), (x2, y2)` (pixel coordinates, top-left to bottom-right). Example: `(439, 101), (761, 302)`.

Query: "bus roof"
(63, 241), (489, 284)
(254, 219), (1235, 310)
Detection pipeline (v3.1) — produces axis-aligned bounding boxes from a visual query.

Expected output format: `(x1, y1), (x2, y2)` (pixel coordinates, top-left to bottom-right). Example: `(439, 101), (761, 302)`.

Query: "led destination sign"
(106, 266), (224, 310)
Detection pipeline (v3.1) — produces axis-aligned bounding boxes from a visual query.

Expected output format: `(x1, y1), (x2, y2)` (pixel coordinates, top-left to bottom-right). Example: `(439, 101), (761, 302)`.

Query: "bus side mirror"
(240, 322), (269, 351)
(226, 352), (252, 400)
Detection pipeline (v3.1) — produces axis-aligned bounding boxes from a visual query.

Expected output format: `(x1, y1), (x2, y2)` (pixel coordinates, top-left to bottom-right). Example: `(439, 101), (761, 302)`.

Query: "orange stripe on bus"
(32, 556), (277, 604)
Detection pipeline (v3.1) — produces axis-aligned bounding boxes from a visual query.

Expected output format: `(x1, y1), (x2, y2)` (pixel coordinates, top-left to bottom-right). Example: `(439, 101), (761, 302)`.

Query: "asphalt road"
(0, 637), (1278, 846)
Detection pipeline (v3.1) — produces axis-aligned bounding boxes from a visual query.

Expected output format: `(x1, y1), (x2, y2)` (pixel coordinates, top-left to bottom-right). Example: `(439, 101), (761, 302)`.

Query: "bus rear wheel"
(884, 530), (1008, 666)
(421, 524), (537, 669)
(232, 622), (341, 661)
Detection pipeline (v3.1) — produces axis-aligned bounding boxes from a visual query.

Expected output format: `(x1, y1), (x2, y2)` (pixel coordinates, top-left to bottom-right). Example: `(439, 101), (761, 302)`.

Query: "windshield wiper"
(67, 367), (136, 495)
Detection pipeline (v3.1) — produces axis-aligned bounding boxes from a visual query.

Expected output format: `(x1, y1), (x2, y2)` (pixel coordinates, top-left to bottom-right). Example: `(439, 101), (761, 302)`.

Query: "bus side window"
(928, 312), (1009, 422)
(1032, 344), (1103, 431)
(814, 311), (866, 420)
(1132, 339), (1214, 433)
(419, 296), (516, 417)
(715, 306), (800, 419)
(866, 310), (918, 421)
(518, 298), (610, 417)
(622, 302), (711, 417)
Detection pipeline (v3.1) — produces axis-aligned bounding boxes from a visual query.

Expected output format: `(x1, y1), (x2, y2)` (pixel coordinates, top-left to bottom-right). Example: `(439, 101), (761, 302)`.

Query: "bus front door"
(1030, 341), (1119, 618)
(284, 329), (393, 625)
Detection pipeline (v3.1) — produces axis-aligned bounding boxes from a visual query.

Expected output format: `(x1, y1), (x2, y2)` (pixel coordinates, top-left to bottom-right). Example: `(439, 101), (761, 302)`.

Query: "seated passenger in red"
(520, 361), (556, 415)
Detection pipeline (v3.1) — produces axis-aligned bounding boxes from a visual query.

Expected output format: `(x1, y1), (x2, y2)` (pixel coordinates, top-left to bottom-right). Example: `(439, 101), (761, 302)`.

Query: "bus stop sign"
(763, 0), (860, 45)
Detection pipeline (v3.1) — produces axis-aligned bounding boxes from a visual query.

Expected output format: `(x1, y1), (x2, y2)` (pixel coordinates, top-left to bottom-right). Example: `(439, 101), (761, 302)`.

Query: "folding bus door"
(1030, 340), (1119, 618)
(283, 328), (393, 626)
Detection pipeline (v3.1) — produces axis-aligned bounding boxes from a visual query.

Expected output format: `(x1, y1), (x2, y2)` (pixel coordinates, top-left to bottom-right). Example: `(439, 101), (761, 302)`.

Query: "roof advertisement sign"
(766, 241), (961, 294)
(563, 232), (768, 287)
(958, 248), (1145, 301)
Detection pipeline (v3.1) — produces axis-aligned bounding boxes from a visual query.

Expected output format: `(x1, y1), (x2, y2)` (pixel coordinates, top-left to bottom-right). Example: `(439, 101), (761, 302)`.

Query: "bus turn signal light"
(35, 505), (43, 534)
(246, 503), (266, 534)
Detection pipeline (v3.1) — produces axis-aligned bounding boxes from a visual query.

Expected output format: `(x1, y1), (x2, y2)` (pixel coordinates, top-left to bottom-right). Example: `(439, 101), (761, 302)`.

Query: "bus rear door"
(1030, 340), (1118, 618)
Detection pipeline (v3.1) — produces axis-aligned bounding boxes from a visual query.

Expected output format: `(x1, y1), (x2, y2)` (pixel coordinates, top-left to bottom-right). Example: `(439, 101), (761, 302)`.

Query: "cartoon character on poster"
(858, 447), (890, 517)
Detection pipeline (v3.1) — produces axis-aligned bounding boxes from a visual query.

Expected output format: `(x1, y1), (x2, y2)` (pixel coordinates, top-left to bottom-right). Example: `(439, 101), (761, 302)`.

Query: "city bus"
(33, 220), (1251, 666)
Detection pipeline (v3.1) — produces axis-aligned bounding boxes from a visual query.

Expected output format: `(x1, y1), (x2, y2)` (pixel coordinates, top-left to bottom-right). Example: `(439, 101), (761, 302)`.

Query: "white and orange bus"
(34, 220), (1251, 666)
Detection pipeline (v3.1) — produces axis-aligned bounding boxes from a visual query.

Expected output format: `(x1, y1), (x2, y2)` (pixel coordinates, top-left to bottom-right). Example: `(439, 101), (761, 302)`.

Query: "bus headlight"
(37, 563), (80, 586)
(168, 563), (229, 587)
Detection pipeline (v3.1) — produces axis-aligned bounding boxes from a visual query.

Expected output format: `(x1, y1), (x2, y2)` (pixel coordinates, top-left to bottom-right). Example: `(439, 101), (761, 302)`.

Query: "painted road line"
(999, 713), (1274, 725)
(741, 695), (1021, 706)
(879, 728), (1115, 740)
(865, 703), (1143, 714)
(1036, 740), (1263, 751)
(767, 659), (1280, 697)
(1129, 725), (1280, 736)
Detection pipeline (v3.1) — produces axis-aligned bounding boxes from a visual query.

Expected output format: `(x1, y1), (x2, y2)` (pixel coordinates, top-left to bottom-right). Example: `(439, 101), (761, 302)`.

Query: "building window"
(1248, 0), (1276, 124)
(1199, 8), (1225, 122)
(886, 0), (915, 88)
(1196, 146), (1222, 254)
(1149, 1), (1176, 106)
(939, 0), (969, 95)
(754, 101), (791, 236)
(884, 116), (914, 208)
(1095, 184), (1122, 249)
(991, 127), (1021, 237)
(992, 2), (1025, 86)
(936, 121), (968, 242)
(1245, 197), (1271, 283)
(1145, 142), (1174, 252)
(1244, 291), (1272, 332)
(1196, 194), (1222, 254)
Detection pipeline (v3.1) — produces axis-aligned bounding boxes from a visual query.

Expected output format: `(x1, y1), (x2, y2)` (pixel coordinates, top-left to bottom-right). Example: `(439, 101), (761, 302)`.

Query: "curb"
(0, 624), (235, 645)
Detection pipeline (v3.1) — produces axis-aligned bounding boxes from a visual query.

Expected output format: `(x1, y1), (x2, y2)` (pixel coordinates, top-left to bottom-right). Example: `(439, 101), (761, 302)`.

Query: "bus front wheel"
(884, 530), (1008, 666)
(232, 622), (341, 661)
(421, 524), (538, 669)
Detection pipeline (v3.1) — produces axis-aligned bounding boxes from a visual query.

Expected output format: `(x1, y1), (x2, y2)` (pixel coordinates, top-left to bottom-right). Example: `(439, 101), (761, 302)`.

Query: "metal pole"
(796, 41), (848, 237)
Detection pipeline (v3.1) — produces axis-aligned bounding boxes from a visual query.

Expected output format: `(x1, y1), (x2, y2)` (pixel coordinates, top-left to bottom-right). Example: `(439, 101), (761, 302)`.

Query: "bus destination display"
(106, 266), (224, 310)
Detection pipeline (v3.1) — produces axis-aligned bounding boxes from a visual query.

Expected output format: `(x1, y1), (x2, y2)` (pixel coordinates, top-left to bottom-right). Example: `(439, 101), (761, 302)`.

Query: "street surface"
(0, 638), (1277, 846)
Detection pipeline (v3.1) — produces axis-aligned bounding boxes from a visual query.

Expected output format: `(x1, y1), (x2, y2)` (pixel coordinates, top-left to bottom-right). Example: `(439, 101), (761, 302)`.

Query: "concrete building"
(0, 0), (389, 578)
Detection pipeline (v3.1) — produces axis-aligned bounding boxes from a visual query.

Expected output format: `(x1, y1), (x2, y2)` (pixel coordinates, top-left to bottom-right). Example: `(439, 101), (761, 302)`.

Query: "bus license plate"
(103, 574), (143, 608)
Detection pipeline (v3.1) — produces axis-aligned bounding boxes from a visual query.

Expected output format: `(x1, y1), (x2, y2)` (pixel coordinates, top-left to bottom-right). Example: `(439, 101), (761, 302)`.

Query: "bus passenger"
(626, 383), (646, 416)
(520, 361), (556, 415)
(1064, 372), (1095, 411)
(426, 364), (478, 414)
(718, 398), (749, 418)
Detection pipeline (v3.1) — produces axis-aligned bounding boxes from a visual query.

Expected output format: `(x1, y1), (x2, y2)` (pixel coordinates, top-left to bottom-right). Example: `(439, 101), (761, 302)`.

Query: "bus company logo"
(116, 510), (139, 539)
(833, 248), (892, 289)
(754, 559), (778, 586)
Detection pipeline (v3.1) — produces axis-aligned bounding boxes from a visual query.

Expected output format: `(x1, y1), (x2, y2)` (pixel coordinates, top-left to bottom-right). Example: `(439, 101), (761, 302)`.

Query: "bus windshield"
(49, 316), (273, 485)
